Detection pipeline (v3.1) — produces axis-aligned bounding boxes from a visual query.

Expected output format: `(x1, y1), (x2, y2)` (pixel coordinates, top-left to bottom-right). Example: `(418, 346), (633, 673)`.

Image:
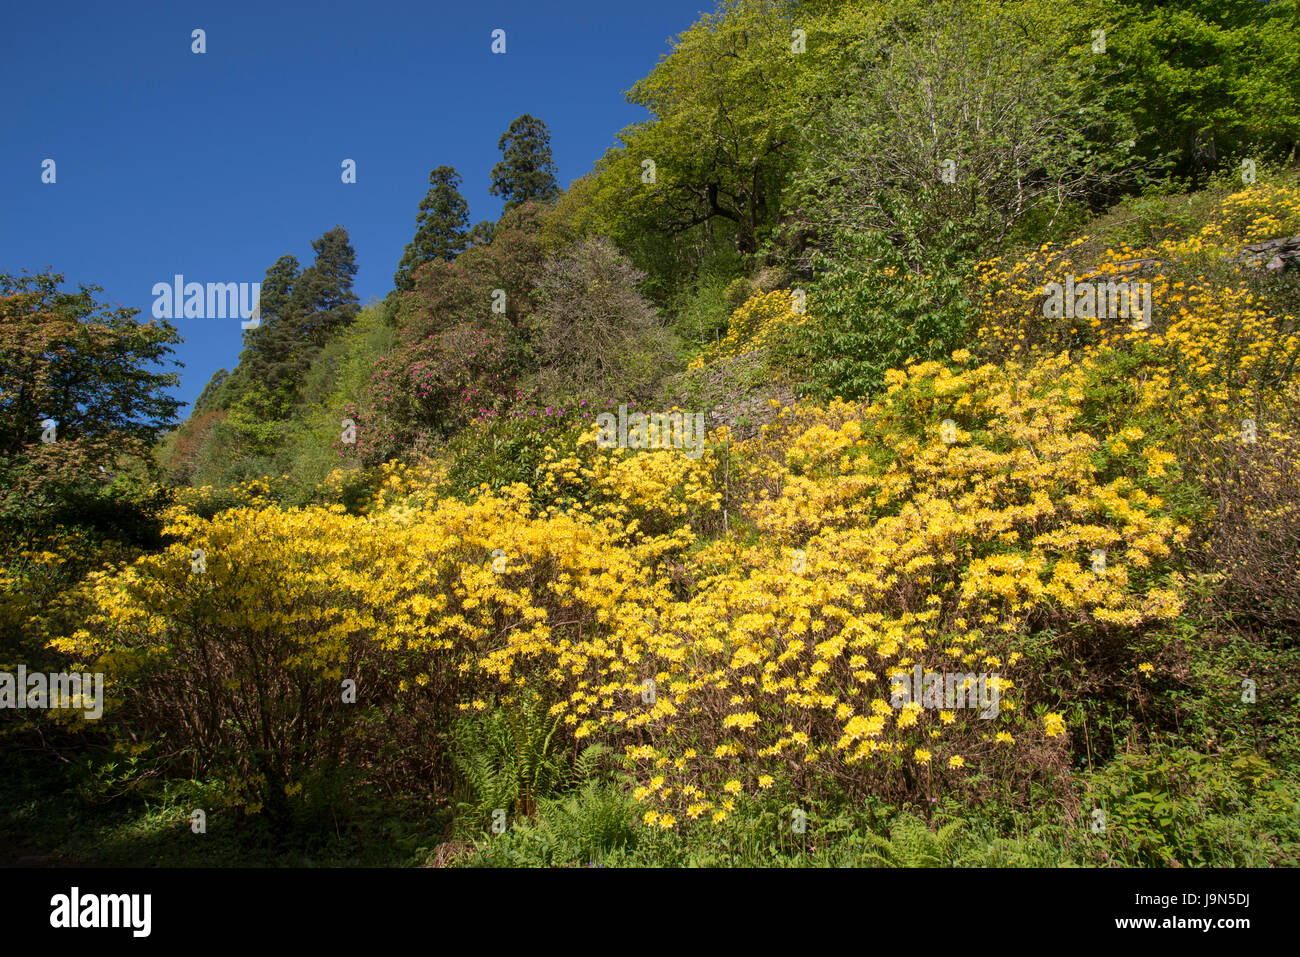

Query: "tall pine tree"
(241, 253), (302, 389)
(208, 228), (358, 419)
(295, 225), (360, 345)
(394, 166), (470, 292)
(490, 114), (561, 213)
(196, 254), (301, 414)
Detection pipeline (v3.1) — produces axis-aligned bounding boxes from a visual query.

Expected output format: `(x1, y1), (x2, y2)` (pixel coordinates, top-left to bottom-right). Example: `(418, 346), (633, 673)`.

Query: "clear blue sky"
(1, 0), (712, 414)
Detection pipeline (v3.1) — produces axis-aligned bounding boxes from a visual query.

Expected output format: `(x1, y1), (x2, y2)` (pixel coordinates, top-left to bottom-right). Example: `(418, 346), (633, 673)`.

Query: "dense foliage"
(5, 0), (1300, 867)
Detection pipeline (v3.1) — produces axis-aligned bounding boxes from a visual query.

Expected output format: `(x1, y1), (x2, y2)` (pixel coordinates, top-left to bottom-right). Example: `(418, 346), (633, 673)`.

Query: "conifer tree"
(466, 220), (496, 249)
(394, 166), (470, 292)
(215, 253), (302, 410)
(489, 114), (561, 213)
(218, 227), (358, 418)
(296, 225), (360, 345)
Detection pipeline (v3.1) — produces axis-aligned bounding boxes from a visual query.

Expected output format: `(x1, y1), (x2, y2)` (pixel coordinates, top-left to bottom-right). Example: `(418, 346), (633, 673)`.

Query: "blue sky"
(1, 0), (712, 414)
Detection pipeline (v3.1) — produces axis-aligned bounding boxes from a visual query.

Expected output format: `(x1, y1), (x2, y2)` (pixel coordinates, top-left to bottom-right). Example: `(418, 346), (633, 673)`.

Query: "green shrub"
(1086, 747), (1300, 866)
(780, 231), (975, 400)
(442, 411), (587, 504)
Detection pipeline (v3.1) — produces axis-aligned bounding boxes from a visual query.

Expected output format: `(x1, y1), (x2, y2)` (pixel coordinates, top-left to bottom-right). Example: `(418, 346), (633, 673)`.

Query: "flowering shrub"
(689, 289), (811, 369)
(347, 202), (549, 465)
(50, 349), (1186, 820)
(346, 320), (520, 465)
(52, 486), (665, 816)
(41, 183), (1300, 837)
(975, 186), (1300, 436)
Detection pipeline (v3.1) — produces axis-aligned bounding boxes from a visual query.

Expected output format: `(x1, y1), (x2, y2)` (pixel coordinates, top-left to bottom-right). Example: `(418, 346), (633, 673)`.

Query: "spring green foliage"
(792, 0), (1137, 270)
(1098, 0), (1300, 186)
(781, 233), (975, 400)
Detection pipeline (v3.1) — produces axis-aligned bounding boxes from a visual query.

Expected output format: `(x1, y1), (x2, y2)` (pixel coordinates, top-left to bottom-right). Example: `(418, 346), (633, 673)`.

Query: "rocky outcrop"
(1232, 234), (1300, 271)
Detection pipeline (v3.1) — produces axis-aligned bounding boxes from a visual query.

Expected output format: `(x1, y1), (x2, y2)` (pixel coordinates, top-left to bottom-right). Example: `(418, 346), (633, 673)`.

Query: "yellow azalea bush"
(1, 525), (138, 672)
(689, 289), (813, 370)
(575, 352), (1187, 820)
(1169, 183), (1300, 253)
(538, 419), (723, 547)
(51, 484), (674, 814)
(1, 531), (83, 649)
(41, 182), (1300, 830)
(49, 355), (1188, 820)
(975, 184), (1300, 443)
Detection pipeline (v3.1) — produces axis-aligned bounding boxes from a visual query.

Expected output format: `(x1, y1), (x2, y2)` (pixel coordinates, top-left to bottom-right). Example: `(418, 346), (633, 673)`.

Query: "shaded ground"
(0, 747), (453, 868)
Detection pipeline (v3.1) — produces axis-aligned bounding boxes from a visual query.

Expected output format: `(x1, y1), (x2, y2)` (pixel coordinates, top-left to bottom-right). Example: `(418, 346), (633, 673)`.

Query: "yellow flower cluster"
(45, 183), (1299, 828)
(54, 341), (1189, 822)
(976, 184), (1300, 447)
(688, 289), (811, 369)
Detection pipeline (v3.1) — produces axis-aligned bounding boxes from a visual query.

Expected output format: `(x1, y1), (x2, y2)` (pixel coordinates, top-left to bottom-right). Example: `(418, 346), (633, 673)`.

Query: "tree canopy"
(394, 166), (471, 292)
(490, 114), (561, 213)
(0, 270), (181, 534)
